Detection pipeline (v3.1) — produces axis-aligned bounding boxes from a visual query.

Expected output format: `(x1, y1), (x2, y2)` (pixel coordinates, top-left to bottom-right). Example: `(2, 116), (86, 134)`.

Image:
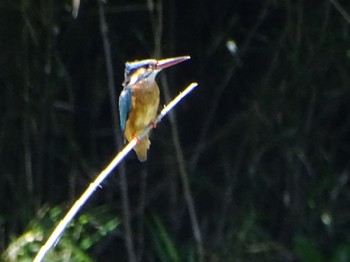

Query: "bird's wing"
(118, 88), (132, 132)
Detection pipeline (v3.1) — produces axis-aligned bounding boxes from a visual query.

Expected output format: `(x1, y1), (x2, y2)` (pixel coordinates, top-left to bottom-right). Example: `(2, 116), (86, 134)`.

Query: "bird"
(119, 56), (190, 161)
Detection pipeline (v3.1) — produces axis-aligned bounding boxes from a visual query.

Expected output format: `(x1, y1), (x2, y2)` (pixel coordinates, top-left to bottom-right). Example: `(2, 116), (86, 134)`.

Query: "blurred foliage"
(1, 0), (350, 261)
(1, 205), (119, 261)
(148, 215), (184, 262)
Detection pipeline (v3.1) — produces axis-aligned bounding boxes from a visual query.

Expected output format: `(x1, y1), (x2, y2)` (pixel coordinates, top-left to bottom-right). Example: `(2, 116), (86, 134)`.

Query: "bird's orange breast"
(124, 80), (160, 161)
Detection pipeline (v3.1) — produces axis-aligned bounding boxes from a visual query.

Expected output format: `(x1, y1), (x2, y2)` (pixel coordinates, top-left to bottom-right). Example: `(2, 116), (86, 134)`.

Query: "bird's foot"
(132, 134), (141, 144)
(150, 121), (157, 128)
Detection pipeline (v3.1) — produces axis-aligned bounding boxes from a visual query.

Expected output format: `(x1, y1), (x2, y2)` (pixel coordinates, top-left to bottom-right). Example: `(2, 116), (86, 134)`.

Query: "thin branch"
(147, 0), (162, 57)
(136, 169), (147, 262)
(33, 82), (198, 262)
(97, 1), (136, 261)
(172, 116), (205, 261)
(97, 0), (119, 146)
(147, 0), (204, 259)
(161, 75), (205, 262)
(330, 0), (350, 24)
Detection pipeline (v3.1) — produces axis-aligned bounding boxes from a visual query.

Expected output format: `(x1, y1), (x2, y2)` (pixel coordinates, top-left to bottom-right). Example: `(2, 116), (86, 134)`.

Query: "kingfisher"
(119, 56), (190, 161)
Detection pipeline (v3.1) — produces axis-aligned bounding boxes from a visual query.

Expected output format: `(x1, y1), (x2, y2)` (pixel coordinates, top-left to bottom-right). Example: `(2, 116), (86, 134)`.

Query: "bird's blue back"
(118, 88), (132, 132)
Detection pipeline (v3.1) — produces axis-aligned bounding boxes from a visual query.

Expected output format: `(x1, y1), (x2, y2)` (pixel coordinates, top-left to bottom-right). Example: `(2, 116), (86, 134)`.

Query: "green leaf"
(150, 215), (181, 262)
(295, 236), (325, 262)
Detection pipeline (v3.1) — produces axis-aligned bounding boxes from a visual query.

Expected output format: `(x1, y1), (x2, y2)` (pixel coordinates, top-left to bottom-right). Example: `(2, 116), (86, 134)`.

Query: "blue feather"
(118, 88), (132, 132)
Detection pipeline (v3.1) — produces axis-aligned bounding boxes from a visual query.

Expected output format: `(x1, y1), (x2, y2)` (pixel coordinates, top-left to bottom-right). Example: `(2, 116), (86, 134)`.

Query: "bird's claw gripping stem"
(132, 134), (141, 144)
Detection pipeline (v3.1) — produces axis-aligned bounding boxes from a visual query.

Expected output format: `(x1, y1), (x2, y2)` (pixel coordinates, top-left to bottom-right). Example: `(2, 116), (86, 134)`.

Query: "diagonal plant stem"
(330, 0), (350, 24)
(33, 82), (198, 262)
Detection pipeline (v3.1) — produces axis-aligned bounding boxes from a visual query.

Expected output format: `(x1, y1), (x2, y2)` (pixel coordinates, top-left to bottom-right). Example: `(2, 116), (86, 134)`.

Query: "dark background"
(1, 0), (350, 261)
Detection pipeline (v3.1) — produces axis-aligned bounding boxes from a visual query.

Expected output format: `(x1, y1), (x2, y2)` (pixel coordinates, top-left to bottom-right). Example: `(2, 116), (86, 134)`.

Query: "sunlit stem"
(33, 82), (198, 262)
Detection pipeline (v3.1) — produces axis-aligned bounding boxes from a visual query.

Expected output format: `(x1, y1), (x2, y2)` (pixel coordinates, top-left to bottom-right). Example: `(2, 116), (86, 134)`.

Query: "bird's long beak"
(156, 56), (190, 70)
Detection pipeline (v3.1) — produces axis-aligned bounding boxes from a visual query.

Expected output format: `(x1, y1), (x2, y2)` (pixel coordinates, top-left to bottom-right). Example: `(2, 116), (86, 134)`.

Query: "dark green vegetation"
(1, 0), (350, 261)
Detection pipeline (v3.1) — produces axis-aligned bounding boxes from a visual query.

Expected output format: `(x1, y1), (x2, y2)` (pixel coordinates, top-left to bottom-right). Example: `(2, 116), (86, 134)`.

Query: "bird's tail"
(134, 137), (151, 162)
